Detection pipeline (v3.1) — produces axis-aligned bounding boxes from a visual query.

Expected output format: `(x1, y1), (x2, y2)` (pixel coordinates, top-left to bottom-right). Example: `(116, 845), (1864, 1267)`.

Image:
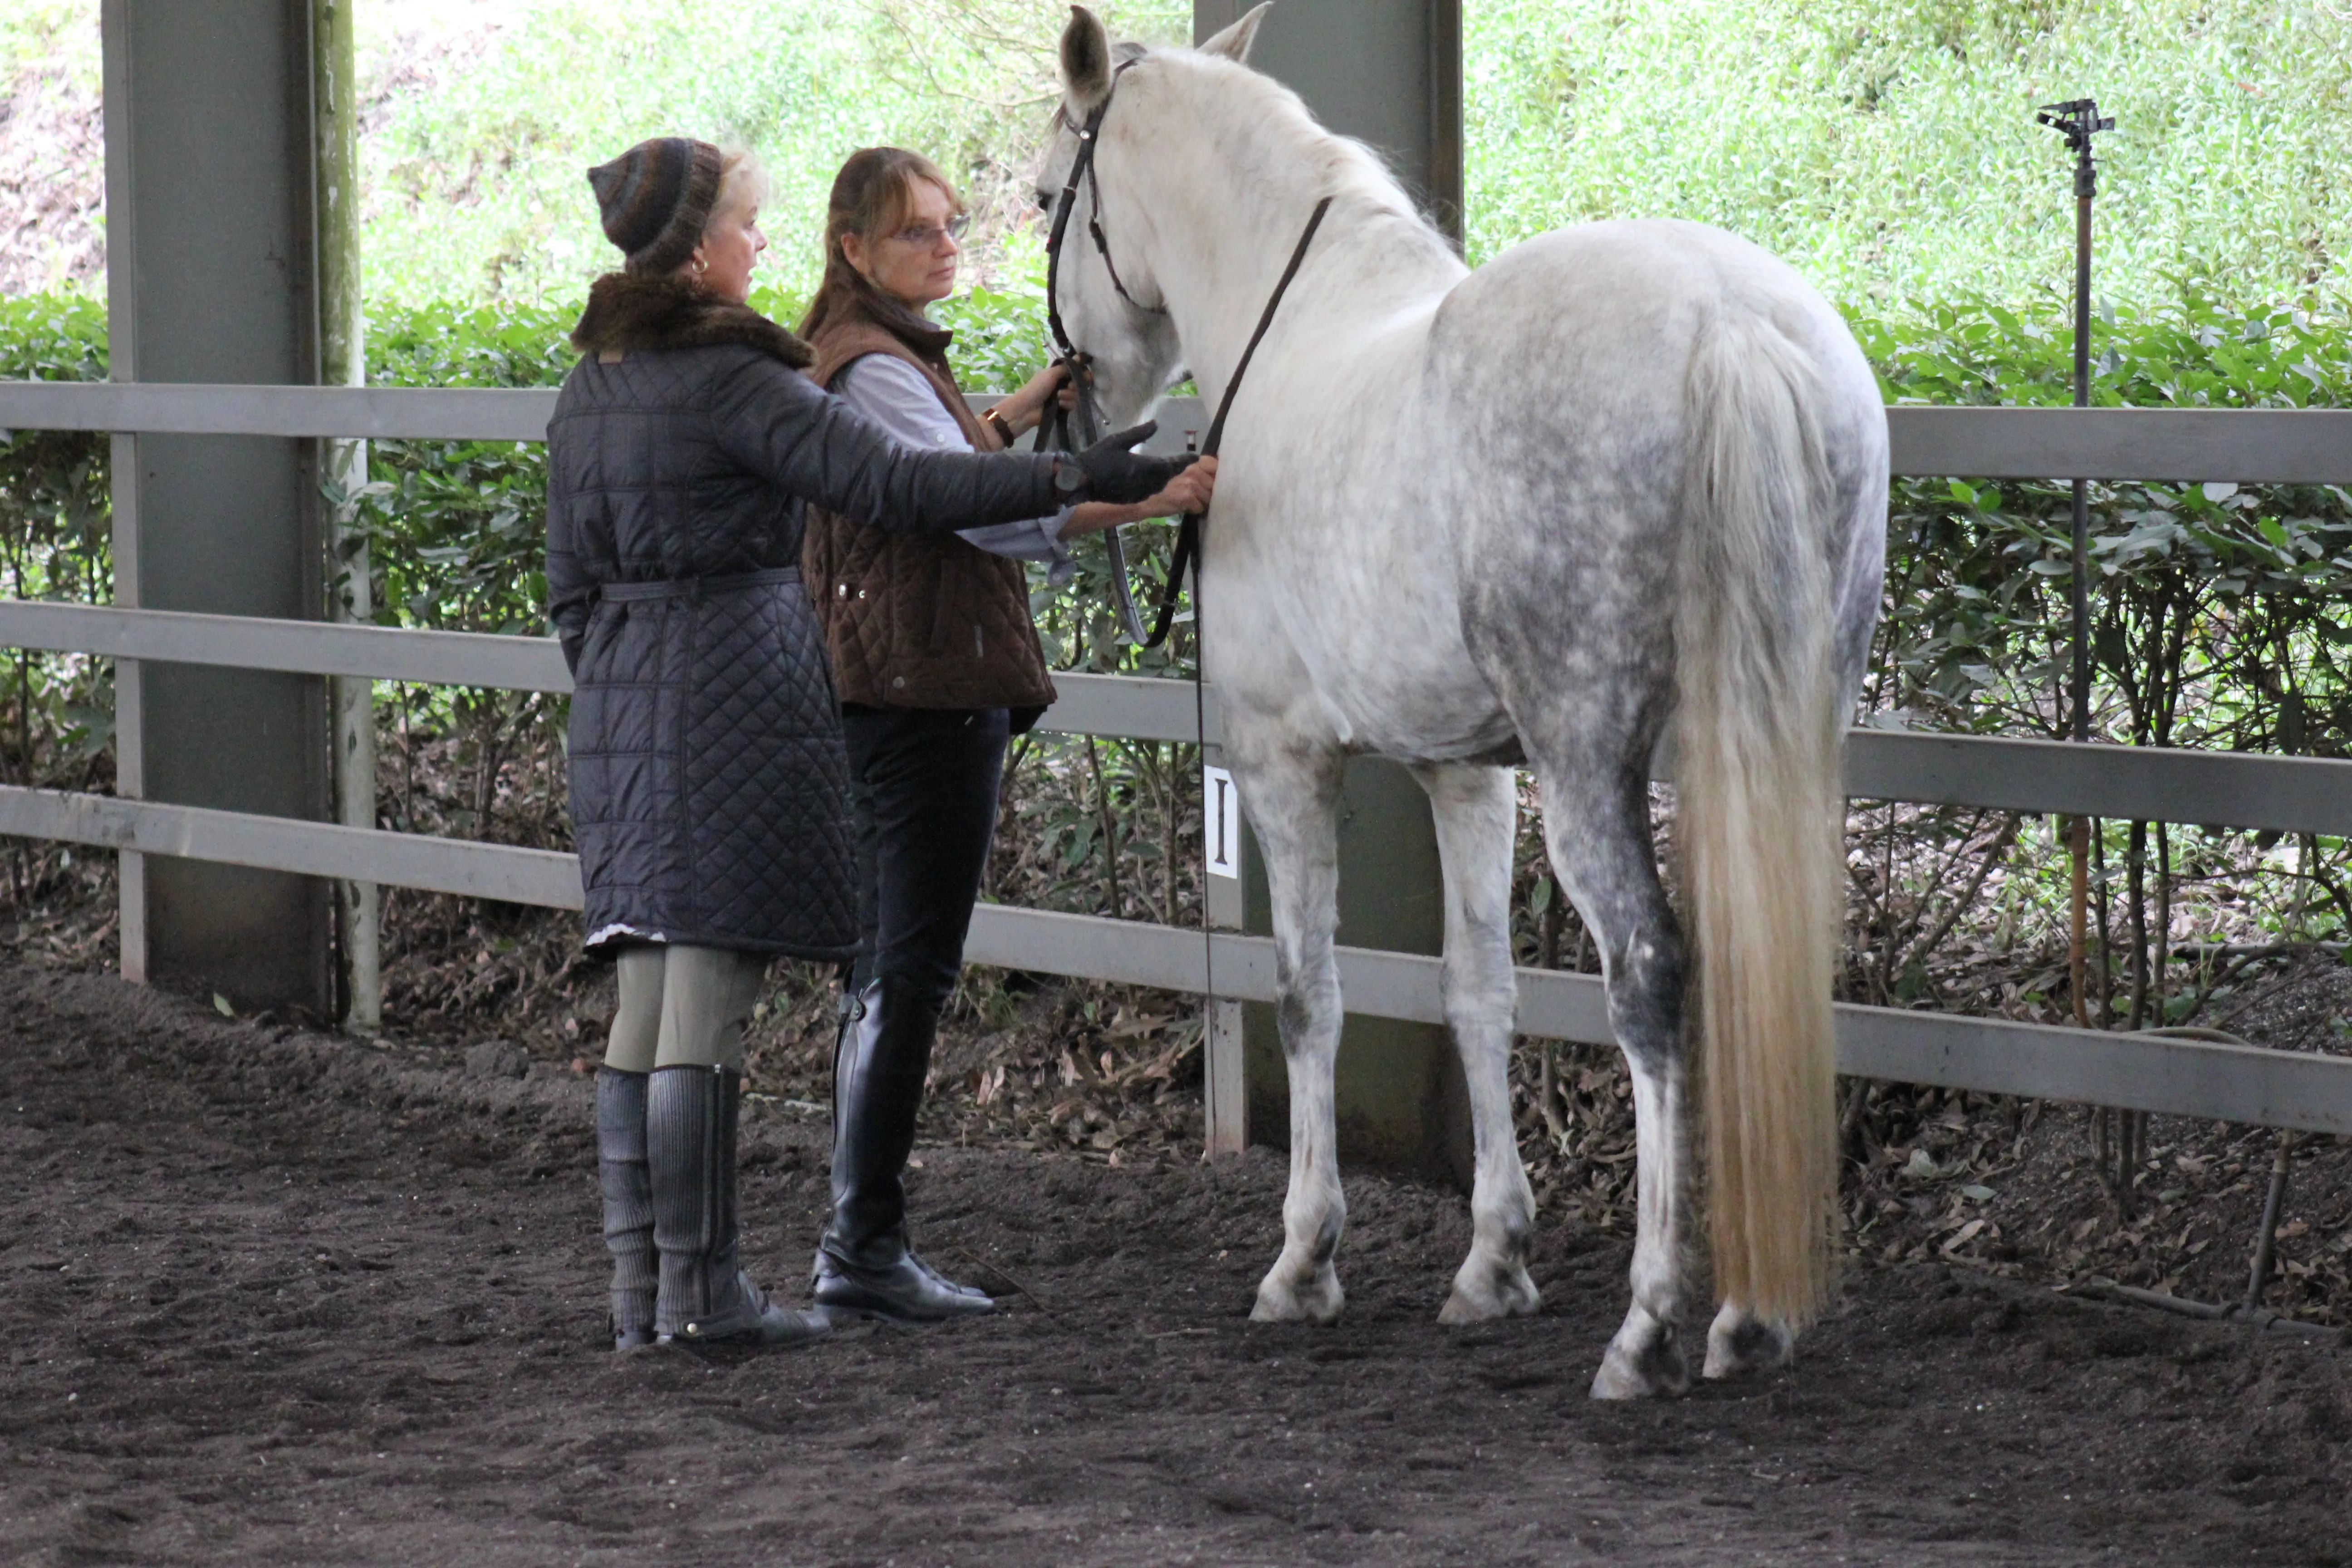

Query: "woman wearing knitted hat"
(550, 136), (1209, 1352)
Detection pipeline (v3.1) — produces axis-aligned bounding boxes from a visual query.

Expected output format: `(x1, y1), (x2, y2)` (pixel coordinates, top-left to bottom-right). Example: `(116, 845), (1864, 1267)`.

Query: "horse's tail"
(1674, 305), (1844, 1329)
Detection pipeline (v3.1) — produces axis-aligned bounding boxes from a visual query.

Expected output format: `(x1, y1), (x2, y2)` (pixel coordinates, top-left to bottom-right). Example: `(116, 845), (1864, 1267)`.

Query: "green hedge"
(0, 292), (114, 776)
(1862, 295), (2352, 760)
(5, 286), (2350, 765)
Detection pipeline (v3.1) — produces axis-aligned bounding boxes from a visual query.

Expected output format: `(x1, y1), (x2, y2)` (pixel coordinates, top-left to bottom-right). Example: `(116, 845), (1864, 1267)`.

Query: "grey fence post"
(100, 0), (334, 1013)
(1201, 741), (1248, 1158)
(314, 0), (377, 1031)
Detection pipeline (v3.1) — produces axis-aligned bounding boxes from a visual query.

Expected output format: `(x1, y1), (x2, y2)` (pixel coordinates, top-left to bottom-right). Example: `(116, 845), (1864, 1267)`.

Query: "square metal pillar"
(104, 0), (333, 1013)
(1195, 0), (1462, 241)
(1196, 0), (1472, 1187)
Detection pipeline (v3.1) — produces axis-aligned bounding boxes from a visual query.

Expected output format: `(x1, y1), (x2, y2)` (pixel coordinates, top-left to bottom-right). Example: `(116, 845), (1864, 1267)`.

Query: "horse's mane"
(1149, 42), (1456, 264)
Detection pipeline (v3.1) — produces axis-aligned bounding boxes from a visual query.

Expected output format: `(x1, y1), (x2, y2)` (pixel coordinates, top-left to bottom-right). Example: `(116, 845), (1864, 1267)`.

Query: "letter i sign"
(1202, 764), (1240, 879)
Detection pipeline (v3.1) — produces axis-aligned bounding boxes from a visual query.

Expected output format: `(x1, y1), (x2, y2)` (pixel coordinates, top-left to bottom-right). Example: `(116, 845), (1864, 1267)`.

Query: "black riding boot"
(813, 977), (994, 1322)
(648, 1064), (830, 1348)
(595, 1068), (657, 1350)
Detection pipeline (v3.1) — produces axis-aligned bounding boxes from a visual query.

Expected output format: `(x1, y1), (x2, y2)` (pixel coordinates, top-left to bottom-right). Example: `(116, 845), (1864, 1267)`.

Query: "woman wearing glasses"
(549, 137), (1200, 1352)
(797, 147), (1214, 1323)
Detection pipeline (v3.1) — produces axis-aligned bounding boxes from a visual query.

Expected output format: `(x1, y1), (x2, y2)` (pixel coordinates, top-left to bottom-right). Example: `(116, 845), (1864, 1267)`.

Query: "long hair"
(1676, 309), (1845, 1330)
(797, 147), (965, 342)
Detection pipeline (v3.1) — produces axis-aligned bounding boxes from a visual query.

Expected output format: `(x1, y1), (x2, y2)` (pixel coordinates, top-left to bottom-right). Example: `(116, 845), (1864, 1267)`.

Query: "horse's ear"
(1197, 2), (1270, 63)
(1060, 6), (1114, 110)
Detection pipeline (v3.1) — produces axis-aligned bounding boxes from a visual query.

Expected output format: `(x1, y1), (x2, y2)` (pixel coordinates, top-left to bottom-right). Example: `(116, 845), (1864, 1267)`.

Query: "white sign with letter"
(1202, 764), (1240, 879)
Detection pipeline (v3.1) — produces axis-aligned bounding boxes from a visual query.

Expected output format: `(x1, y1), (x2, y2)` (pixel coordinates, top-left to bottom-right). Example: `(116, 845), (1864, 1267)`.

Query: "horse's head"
(1037, 5), (1268, 427)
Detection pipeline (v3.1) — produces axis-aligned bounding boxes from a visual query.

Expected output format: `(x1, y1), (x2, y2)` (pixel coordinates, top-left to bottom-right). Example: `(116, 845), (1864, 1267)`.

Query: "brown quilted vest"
(801, 305), (1058, 721)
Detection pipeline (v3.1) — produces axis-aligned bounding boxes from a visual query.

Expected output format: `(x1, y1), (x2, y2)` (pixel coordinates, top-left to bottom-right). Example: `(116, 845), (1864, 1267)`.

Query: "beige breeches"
(602, 945), (767, 1074)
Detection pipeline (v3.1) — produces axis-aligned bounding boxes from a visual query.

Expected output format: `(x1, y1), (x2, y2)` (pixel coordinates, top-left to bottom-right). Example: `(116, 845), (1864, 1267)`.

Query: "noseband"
(1040, 59), (1332, 652)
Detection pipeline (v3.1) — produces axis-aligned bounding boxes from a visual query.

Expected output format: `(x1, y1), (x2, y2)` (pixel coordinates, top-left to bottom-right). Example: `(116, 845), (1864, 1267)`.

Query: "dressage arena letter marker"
(1203, 765), (1240, 879)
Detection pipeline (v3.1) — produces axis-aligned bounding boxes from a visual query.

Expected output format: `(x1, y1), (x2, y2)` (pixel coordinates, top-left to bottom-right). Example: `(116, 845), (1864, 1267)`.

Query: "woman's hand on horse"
(995, 363), (1073, 435)
(1149, 454), (1215, 517)
(1058, 456), (1217, 539)
(1062, 421), (1200, 506)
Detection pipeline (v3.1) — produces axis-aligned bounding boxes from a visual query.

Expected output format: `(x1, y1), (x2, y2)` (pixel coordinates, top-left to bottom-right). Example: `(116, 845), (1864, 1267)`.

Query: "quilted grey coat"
(547, 274), (1061, 959)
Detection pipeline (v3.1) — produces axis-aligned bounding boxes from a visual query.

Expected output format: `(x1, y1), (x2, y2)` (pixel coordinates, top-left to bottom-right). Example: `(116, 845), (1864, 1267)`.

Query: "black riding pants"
(841, 705), (1011, 1005)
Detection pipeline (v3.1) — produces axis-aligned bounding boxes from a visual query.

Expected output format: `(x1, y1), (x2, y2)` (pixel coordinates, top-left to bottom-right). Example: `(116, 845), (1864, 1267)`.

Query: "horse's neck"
(1174, 203), (1459, 406)
(1132, 79), (1462, 405)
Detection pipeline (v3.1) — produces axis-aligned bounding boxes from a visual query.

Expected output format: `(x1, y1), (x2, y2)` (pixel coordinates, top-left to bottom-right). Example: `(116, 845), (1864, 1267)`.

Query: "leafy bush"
(1859, 294), (2352, 759)
(0, 291), (111, 784)
(10, 281), (2352, 765)
(7, 280), (2352, 1028)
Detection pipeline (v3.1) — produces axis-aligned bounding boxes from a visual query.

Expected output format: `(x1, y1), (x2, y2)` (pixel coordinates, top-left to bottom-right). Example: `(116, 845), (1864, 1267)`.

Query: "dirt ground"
(3, 960), (2348, 1567)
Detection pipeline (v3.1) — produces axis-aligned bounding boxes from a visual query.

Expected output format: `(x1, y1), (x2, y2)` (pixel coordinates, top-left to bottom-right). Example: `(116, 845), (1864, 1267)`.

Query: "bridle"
(1044, 59), (1167, 355)
(1040, 58), (1163, 647)
(1039, 57), (1331, 651)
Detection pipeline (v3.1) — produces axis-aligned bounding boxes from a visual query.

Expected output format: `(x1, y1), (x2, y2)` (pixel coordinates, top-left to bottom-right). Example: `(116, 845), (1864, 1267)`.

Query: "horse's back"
(1422, 217), (1886, 749)
(1430, 219), (1869, 426)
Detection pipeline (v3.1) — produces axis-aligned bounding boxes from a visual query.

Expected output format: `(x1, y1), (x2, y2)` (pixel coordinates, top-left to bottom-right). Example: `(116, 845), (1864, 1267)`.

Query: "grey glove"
(1056, 421), (1197, 506)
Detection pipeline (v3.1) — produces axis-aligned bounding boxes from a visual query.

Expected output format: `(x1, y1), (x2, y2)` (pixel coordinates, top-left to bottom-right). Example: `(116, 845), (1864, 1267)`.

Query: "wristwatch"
(980, 406), (1015, 447)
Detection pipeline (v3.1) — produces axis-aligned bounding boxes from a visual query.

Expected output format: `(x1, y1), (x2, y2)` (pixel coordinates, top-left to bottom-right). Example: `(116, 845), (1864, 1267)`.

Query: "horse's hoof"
(1702, 1305), (1795, 1380)
(1590, 1323), (1689, 1399)
(1251, 1264), (1344, 1324)
(1438, 1260), (1540, 1325)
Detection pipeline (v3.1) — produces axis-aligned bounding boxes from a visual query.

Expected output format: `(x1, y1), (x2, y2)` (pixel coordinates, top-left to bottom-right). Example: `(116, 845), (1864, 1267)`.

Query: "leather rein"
(1039, 61), (1331, 650)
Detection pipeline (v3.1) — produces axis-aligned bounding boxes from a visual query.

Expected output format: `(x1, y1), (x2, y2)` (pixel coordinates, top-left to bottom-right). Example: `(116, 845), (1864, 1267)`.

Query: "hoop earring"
(692, 256), (708, 276)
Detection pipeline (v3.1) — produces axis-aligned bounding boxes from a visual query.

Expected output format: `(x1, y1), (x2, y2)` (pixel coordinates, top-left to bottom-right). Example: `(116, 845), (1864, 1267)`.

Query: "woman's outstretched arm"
(833, 354), (1078, 575)
(709, 352), (1061, 534)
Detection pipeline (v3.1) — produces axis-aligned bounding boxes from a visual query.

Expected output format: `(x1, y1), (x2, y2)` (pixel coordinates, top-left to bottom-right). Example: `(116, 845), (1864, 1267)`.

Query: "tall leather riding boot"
(813, 976), (994, 1322)
(595, 1068), (657, 1350)
(648, 1064), (830, 1348)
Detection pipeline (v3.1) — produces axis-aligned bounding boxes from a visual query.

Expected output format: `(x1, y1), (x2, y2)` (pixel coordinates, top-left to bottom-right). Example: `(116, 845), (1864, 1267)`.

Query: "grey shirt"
(834, 353), (1081, 588)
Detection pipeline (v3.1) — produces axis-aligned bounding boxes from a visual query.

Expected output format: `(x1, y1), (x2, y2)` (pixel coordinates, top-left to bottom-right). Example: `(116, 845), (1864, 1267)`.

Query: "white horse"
(1043, 6), (1887, 1397)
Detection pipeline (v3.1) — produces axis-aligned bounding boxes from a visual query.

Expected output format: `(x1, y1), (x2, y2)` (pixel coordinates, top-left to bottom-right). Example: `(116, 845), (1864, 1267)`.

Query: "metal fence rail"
(8, 380), (2352, 480)
(4, 378), (2351, 1137)
(0, 781), (2343, 1136)
(0, 381), (561, 441)
(6, 600), (2352, 835)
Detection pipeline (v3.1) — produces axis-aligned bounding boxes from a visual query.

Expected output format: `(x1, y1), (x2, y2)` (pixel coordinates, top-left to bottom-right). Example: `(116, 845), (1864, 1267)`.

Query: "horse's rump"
(1435, 224), (1869, 1327)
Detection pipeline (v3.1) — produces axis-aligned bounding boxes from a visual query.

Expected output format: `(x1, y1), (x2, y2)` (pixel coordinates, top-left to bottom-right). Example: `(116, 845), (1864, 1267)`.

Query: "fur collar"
(568, 273), (813, 368)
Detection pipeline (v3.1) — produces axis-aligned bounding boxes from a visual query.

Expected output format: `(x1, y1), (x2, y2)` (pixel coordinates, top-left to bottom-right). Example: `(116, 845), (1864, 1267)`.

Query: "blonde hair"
(711, 147), (770, 227)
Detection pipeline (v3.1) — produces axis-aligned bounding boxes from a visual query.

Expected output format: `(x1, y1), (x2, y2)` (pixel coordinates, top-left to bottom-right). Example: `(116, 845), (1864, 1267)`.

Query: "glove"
(1058, 421), (1198, 506)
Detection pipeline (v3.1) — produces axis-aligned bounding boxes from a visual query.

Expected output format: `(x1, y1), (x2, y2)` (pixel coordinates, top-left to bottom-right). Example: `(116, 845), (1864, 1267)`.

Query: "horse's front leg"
(1414, 763), (1540, 1324)
(1230, 739), (1349, 1324)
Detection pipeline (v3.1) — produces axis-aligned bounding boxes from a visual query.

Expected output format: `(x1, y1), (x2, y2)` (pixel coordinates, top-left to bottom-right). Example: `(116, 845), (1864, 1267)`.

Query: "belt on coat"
(599, 565), (801, 603)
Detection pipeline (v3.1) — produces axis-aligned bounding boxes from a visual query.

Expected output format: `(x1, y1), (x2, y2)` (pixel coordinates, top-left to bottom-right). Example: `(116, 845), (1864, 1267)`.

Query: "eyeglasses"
(888, 214), (970, 249)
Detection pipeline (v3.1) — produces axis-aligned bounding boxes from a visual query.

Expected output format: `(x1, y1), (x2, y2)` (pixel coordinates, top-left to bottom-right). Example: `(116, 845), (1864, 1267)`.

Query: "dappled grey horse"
(1042, 6), (1886, 1396)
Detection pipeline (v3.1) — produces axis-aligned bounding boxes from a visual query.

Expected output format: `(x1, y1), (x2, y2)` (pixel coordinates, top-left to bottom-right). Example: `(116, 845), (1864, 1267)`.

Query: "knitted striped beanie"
(586, 138), (724, 278)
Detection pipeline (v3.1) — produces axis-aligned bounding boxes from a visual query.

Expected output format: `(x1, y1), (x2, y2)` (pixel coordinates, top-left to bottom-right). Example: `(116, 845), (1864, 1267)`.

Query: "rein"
(1137, 194), (1331, 648)
(1039, 59), (1333, 651)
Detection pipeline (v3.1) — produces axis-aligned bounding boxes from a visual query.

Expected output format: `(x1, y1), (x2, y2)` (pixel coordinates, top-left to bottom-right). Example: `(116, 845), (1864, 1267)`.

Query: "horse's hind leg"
(1535, 764), (1699, 1399)
(1232, 740), (1350, 1324)
(1413, 762), (1540, 1324)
